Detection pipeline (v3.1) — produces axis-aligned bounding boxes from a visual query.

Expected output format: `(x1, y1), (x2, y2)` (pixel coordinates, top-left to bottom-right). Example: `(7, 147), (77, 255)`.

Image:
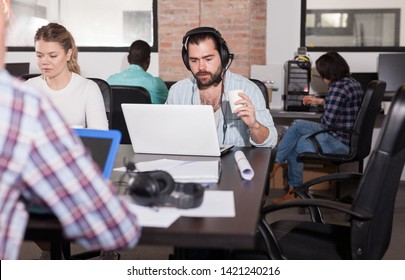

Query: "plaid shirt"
(322, 77), (364, 146)
(0, 70), (140, 259)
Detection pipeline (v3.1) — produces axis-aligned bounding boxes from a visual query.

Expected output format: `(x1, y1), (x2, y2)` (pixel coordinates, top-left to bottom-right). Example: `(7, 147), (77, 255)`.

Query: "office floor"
(18, 182), (405, 260)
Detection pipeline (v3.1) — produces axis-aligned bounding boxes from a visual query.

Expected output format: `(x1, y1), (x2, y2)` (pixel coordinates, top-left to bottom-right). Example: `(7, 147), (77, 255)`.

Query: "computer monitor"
(5, 62), (30, 77)
(377, 53), (405, 92)
(351, 72), (378, 92)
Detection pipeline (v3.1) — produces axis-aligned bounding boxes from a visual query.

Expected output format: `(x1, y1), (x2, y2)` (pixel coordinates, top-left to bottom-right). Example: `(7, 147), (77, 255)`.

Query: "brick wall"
(158, 0), (266, 81)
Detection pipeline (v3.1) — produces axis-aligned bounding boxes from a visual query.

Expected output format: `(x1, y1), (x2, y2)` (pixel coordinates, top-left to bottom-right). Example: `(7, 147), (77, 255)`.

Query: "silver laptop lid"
(121, 104), (222, 156)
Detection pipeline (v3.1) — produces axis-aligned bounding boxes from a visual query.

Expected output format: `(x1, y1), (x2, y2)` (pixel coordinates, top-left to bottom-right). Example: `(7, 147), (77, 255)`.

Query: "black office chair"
(88, 77), (113, 128)
(19, 74), (112, 129)
(233, 84), (405, 260)
(110, 85), (152, 144)
(164, 81), (177, 90)
(249, 78), (270, 109)
(296, 80), (386, 199)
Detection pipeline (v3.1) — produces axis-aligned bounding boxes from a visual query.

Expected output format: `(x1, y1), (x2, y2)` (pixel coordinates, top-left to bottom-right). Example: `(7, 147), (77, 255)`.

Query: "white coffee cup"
(228, 89), (244, 113)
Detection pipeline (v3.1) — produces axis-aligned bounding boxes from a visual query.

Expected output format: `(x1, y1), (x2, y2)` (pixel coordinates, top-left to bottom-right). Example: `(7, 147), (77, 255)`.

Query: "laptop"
(5, 62), (30, 77)
(73, 128), (122, 178)
(28, 128), (121, 214)
(121, 104), (233, 157)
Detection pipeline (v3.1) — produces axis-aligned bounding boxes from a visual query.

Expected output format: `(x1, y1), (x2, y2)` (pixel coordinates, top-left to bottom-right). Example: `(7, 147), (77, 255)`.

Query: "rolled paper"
(234, 150), (254, 180)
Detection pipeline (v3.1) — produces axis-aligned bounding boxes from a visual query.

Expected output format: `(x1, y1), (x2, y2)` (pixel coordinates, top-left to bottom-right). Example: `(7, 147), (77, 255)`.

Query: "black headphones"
(182, 27), (234, 72)
(126, 169), (205, 209)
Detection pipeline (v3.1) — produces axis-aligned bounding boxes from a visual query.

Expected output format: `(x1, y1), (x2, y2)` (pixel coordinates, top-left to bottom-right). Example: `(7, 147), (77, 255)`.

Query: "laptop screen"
(73, 128), (122, 178)
(5, 62), (30, 77)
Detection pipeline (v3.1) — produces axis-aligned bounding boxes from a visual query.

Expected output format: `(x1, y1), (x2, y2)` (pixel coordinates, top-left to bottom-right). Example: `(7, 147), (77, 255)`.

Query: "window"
(301, 0), (405, 51)
(7, 0), (157, 52)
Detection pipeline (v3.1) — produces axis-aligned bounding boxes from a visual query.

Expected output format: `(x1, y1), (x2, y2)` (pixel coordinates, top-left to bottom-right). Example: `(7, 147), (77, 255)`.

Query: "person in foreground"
(24, 22), (108, 130)
(0, 1), (140, 259)
(107, 39), (168, 104)
(272, 51), (364, 203)
(167, 26), (277, 148)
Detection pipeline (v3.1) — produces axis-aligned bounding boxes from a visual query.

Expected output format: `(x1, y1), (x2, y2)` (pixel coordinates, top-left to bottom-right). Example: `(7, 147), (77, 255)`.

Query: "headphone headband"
(127, 170), (205, 209)
(182, 27), (223, 46)
(182, 26), (234, 72)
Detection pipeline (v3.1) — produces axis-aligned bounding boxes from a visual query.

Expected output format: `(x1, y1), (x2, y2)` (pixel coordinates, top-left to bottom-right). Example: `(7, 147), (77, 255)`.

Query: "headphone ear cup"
(219, 38), (231, 69)
(146, 170), (175, 196)
(128, 171), (175, 207)
(165, 182), (205, 209)
(182, 46), (190, 71)
(128, 172), (158, 206)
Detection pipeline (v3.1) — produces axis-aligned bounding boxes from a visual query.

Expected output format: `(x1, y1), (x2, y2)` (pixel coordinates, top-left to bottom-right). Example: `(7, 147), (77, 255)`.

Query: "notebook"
(28, 128), (122, 214)
(121, 104), (233, 157)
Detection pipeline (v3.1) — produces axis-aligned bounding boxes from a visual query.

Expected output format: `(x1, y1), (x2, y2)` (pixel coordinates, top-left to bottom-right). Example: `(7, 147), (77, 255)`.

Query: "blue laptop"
(73, 128), (122, 179)
(29, 128), (121, 214)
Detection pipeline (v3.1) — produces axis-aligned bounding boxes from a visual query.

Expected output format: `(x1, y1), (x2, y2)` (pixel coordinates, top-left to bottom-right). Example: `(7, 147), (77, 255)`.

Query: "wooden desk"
(25, 145), (272, 255)
(114, 145), (272, 250)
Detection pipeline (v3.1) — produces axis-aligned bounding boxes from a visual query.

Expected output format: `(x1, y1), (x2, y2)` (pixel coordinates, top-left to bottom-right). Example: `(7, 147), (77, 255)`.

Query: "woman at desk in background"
(272, 51), (364, 203)
(24, 23), (108, 130)
(24, 23), (112, 259)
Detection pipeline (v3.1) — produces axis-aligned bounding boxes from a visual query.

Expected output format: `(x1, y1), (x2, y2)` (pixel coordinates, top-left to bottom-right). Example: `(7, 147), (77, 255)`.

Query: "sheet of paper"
(121, 190), (235, 228)
(178, 190), (235, 217)
(122, 196), (180, 228)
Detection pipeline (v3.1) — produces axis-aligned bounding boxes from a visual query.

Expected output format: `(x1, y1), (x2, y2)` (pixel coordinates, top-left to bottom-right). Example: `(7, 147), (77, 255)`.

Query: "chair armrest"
(293, 172), (362, 222)
(306, 128), (356, 156)
(261, 198), (372, 220)
(309, 127), (354, 136)
(295, 172), (362, 198)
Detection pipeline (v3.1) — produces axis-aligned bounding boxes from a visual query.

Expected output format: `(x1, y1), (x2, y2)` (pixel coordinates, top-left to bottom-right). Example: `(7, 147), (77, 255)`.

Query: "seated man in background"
(0, 0), (140, 259)
(107, 40), (169, 104)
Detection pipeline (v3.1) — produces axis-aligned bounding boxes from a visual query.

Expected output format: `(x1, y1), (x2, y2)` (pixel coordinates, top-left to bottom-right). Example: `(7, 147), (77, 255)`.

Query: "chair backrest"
(88, 77), (113, 129)
(249, 78), (270, 109)
(164, 81), (177, 90)
(110, 85), (152, 144)
(19, 74), (113, 129)
(350, 84), (405, 259)
(349, 80), (386, 161)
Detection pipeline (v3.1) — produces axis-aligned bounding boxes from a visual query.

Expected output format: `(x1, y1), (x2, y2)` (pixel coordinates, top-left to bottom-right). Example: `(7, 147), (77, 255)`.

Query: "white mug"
(228, 89), (244, 113)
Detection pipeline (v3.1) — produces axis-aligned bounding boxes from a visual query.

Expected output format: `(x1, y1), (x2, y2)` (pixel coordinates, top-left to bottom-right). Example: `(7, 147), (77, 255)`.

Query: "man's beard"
(193, 69), (222, 89)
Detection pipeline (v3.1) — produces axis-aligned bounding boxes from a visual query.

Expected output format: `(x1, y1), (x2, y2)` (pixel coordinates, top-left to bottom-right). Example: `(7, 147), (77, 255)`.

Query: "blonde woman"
(25, 23), (108, 130)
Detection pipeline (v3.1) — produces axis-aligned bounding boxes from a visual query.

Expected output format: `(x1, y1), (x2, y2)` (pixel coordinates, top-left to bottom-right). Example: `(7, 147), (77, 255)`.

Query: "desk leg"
(49, 240), (63, 260)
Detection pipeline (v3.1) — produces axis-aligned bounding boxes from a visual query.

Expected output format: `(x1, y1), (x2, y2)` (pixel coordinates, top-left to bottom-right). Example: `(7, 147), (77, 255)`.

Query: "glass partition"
(302, 0), (405, 51)
(7, 0), (157, 52)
